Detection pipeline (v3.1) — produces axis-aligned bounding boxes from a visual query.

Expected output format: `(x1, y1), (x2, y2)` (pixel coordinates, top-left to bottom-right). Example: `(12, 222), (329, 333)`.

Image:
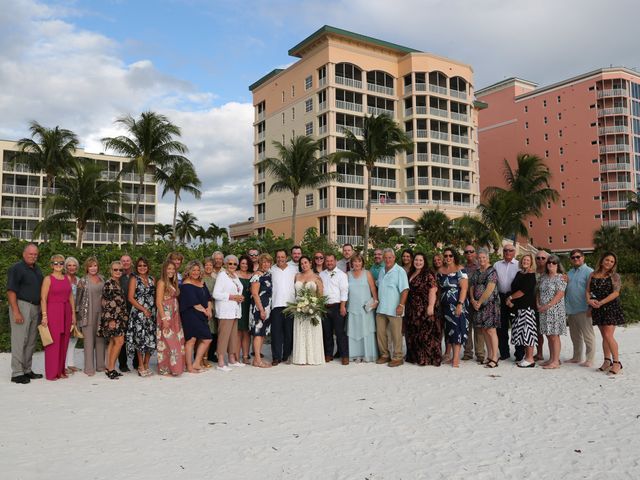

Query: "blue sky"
(1, 0), (639, 228)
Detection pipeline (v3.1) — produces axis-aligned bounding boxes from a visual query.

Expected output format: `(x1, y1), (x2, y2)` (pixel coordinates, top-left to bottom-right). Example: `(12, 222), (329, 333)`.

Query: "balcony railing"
(122, 213), (156, 223)
(84, 232), (120, 242)
(404, 107), (413, 117)
(371, 177), (397, 188)
(2, 162), (34, 174)
(601, 182), (633, 191)
(598, 125), (628, 135)
(599, 162), (631, 172)
(336, 125), (364, 137)
(406, 153), (415, 164)
(431, 178), (450, 187)
(432, 154), (450, 165)
(2, 184), (40, 195)
(599, 144), (631, 154)
(336, 198), (364, 209)
(597, 88), (628, 99)
(122, 193), (156, 203)
(335, 76), (362, 89)
(430, 131), (449, 141)
(451, 112), (469, 122)
(406, 177), (415, 187)
(319, 101), (327, 111)
(376, 156), (395, 165)
(603, 219), (633, 228)
(336, 100), (363, 112)
(416, 129), (428, 138)
(318, 125), (328, 135)
(430, 107), (448, 118)
(597, 107), (629, 116)
(414, 83), (427, 92)
(417, 153), (429, 162)
(338, 174), (364, 185)
(257, 192), (266, 201)
(258, 151), (266, 161)
(257, 131), (266, 141)
(319, 198), (327, 209)
(121, 234), (152, 243)
(452, 134), (470, 145)
(319, 77), (327, 87)
(452, 180), (471, 190)
(100, 171), (120, 180)
(257, 171), (266, 181)
(257, 212), (265, 222)
(9, 230), (33, 240)
(257, 110), (265, 122)
(415, 106), (428, 115)
(336, 234), (362, 246)
(417, 176), (429, 186)
(602, 201), (628, 209)
(429, 84), (447, 95)
(452, 156), (470, 167)
(367, 83), (394, 96)
(121, 173), (156, 183)
(367, 106), (394, 117)
(450, 89), (467, 99)
(403, 84), (412, 95)
(1, 206), (40, 217)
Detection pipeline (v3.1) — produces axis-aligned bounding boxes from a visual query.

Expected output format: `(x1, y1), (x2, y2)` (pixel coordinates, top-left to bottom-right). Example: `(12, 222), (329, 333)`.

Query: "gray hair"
(212, 250), (224, 259)
(476, 247), (489, 257)
(545, 254), (565, 275)
(382, 248), (395, 256)
(224, 254), (238, 264)
(64, 256), (80, 268)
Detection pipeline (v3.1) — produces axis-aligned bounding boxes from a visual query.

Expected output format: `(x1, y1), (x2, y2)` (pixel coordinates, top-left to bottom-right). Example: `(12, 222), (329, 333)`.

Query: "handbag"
(38, 324), (54, 347)
(71, 324), (84, 339)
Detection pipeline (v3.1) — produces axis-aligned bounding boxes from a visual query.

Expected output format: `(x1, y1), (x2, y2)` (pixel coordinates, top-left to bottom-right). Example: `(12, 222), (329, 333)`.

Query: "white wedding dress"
(292, 280), (325, 365)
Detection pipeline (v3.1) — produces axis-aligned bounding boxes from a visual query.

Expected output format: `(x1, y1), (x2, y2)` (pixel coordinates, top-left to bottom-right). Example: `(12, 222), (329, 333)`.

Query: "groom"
(319, 254), (349, 365)
(269, 250), (297, 365)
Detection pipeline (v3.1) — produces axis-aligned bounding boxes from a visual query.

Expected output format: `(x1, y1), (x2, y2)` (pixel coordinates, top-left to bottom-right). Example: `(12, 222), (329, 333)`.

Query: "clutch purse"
(38, 324), (54, 347)
(363, 298), (377, 313)
(71, 324), (84, 339)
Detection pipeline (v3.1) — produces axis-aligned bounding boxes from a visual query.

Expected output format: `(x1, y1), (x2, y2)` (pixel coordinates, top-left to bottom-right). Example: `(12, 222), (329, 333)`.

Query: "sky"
(1, 0), (639, 228)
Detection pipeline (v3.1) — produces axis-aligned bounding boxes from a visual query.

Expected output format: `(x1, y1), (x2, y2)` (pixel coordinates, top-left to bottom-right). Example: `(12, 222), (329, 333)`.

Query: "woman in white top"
(292, 256), (325, 365)
(212, 255), (245, 372)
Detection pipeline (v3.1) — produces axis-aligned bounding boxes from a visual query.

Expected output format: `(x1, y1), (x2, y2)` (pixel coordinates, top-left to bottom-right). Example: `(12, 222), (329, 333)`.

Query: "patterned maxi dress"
(437, 270), (469, 345)
(99, 278), (129, 339)
(157, 285), (185, 375)
(469, 267), (501, 329)
(126, 275), (157, 358)
(405, 271), (440, 366)
(538, 274), (567, 336)
(590, 274), (625, 326)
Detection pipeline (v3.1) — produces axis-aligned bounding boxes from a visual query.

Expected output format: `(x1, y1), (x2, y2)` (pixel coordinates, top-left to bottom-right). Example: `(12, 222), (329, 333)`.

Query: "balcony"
(367, 83), (394, 96)
(414, 83), (427, 92)
(406, 153), (415, 164)
(417, 176), (429, 186)
(367, 106), (394, 117)
(597, 88), (628, 99)
(599, 162), (631, 172)
(121, 172), (156, 183)
(336, 125), (364, 137)
(258, 151), (266, 161)
(404, 107), (413, 117)
(451, 112), (469, 122)
(416, 129), (428, 138)
(603, 219), (633, 228)
(122, 193), (156, 203)
(452, 157), (470, 167)
(2, 162), (34, 174)
(1, 206), (40, 217)
(257, 192), (266, 201)
(598, 125), (628, 135)
(599, 144), (631, 154)
(2, 184), (40, 195)
(319, 77), (327, 87)
(9, 230), (33, 240)
(431, 178), (450, 187)
(403, 84), (412, 95)
(450, 90), (467, 100)
(335, 76), (362, 89)
(84, 232), (120, 242)
(122, 213), (156, 223)
(430, 131), (449, 141)
(415, 106), (428, 115)
(121, 234), (152, 243)
(417, 153), (429, 162)
(452, 180), (471, 190)
(376, 156), (396, 165)
(336, 198), (364, 209)
(338, 174), (364, 185)
(452, 134), (470, 145)
(371, 177), (397, 188)
(406, 177), (414, 187)
(429, 84), (447, 95)
(257, 171), (265, 181)
(431, 154), (450, 165)
(336, 100), (363, 113)
(430, 107), (448, 118)
(319, 101), (327, 111)
(601, 182), (633, 191)
(100, 171), (120, 180)
(257, 212), (265, 222)
(336, 234), (362, 246)
(597, 107), (629, 116)
(319, 198), (327, 209)
(257, 131), (266, 141)
(602, 201), (628, 209)
(318, 125), (328, 135)
(257, 111), (265, 122)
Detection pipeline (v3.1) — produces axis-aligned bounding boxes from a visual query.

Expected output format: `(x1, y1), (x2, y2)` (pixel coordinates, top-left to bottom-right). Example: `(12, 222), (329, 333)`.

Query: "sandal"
(608, 361), (623, 375)
(106, 370), (120, 380)
(243, 356), (250, 364)
(484, 359), (499, 368)
(598, 358), (613, 372)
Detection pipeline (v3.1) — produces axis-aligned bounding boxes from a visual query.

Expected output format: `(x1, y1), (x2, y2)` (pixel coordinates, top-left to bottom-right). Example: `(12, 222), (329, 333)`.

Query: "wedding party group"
(7, 240), (626, 384)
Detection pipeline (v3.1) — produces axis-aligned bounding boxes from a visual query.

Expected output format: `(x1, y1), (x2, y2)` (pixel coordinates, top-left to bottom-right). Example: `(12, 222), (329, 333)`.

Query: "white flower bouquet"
(283, 286), (328, 326)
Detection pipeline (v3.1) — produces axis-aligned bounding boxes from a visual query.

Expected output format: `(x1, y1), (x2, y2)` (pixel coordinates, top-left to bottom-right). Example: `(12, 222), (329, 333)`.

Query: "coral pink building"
(476, 68), (640, 252)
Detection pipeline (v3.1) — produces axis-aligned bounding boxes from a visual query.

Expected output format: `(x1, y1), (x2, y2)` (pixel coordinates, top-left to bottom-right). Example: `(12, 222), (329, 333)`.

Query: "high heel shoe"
(598, 358), (613, 372)
(609, 361), (623, 375)
(105, 370), (120, 380)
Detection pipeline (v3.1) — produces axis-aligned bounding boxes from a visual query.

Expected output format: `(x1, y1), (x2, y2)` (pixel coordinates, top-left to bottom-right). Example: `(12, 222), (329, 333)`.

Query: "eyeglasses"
(546, 260), (558, 265)
(535, 256), (547, 260)
(227, 262), (238, 266)
(112, 268), (123, 272)
(314, 256), (324, 260)
(443, 254), (454, 258)
(51, 261), (64, 266)
(570, 255), (582, 260)
(503, 249), (515, 253)
(464, 250), (475, 254)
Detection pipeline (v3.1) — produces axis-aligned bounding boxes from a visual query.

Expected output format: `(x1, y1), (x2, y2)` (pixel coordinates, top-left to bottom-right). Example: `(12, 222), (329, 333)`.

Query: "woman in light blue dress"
(347, 254), (379, 362)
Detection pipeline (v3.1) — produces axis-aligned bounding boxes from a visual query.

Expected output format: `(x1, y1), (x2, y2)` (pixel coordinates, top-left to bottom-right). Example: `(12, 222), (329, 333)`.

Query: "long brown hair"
(160, 260), (180, 296)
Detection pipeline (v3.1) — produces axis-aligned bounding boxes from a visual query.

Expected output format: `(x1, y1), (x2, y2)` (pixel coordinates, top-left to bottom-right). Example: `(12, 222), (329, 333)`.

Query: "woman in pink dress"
(156, 260), (185, 376)
(40, 254), (76, 381)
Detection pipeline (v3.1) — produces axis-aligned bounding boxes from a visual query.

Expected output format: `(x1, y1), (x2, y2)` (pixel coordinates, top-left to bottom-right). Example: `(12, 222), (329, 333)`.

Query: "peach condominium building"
(244, 26), (482, 245)
(0, 139), (157, 244)
(477, 68), (640, 252)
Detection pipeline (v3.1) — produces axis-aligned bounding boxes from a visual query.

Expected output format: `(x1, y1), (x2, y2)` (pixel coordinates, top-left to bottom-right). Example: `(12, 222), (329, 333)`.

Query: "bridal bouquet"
(283, 287), (328, 326)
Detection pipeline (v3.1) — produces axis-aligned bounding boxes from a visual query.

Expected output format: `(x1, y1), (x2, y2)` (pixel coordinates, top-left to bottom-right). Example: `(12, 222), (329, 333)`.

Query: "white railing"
(318, 150), (327, 158)
(371, 197), (399, 204)
(406, 153), (415, 164)
(406, 177), (415, 187)
(403, 84), (412, 95)
(338, 174), (364, 185)
(122, 193), (156, 203)
(9, 230), (33, 240)
(414, 83), (427, 92)
(121, 234), (152, 243)
(319, 198), (327, 209)
(598, 107), (629, 116)
(367, 106), (394, 117)
(257, 192), (266, 201)
(120, 173), (156, 183)
(452, 180), (471, 190)
(371, 177), (397, 188)
(319, 77), (327, 87)
(601, 182), (633, 190)
(602, 201), (628, 209)
(336, 100), (363, 112)
(452, 200), (473, 207)
(122, 213), (156, 223)
(452, 134), (470, 144)
(432, 199), (452, 205)
(1, 206), (40, 217)
(432, 154), (450, 164)
(415, 106), (428, 115)
(319, 125), (328, 135)
(416, 129), (428, 138)
(429, 84), (447, 95)
(258, 151), (266, 161)
(257, 171), (266, 180)
(598, 125), (628, 135)
(336, 198), (364, 209)
(430, 107), (448, 118)
(2, 162), (34, 173)
(99, 171), (120, 180)
(597, 89), (628, 99)
(367, 83), (394, 96)
(431, 131), (449, 141)
(257, 213), (265, 222)
(257, 111), (265, 122)
(336, 234), (362, 245)
(404, 107), (413, 117)
(84, 232), (120, 242)
(431, 178), (450, 187)
(405, 198), (430, 205)
(257, 131), (266, 141)
(417, 153), (429, 162)
(603, 219), (633, 228)
(450, 89), (467, 99)
(599, 144), (630, 154)
(336, 125), (364, 137)
(599, 162), (631, 172)
(452, 157), (470, 167)
(417, 177), (429, 186)
(2, 184), (40, 195)
(376, 156), (395, 165)
(335, 76), (362, 89)
(319, 101), (327, 111)
(451, 112), (469, 122)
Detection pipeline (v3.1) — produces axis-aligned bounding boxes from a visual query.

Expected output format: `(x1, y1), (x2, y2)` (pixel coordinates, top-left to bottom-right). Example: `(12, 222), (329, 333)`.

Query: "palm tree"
(40, 159), (129, 248)
(415, 210), (452, 247)
(478, 191), (528, 249)
(175, 211), (199, 244)
(331, 114), (412, 257)
(259, 135), (338, 242)
(153, 223), (173, 241)
(102, 111), (188, 245)
(0, 218), (12, 238)
(450, 214), (493, 249)
(13, 121), (79, 240)
(156, 158), (202, 243)
(204, 222), (228, 245)
(626, 191), (640, 219)
(593, 225), (624, 253)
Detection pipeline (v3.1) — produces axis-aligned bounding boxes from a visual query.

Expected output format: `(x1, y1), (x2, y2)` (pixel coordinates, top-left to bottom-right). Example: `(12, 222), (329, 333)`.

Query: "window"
(592, 158), (598, 163)
(561, 200), (566, 207)
(562, 218), (567, 225)
(558, 112), (562, 120)
(594, 214), (601, 219)
(282, 112), (285, 125)
(526, 138), (530, 145)
(560, 164), (564, 172)
(544, 133), (549, 141)
(305, 193), (314, 207)
(291, 85), (295, 98)
(589, 104), (595, 109)
(305, 98), (313, 113)
(593, 195), (599, 199)
(291, 129), (295, 138)
(547, 201), (551, 209)
(561, 182), (565, 189)
(545, 150), (549, 158)
(559, 147), (564, 155)
(593, 178), (599, 182)
(543, 100), (547, 107)
(590, 122), (596, 127)
(548, 219), (552, 226)
(525, 121), (529, 129)
(282, 91), (285, 102)
(591, 140), (597, 145)
(292, 107), (295, 120)
(529, 221), (533, 228)
(557, 95), (561, 103)
(558, 129), (563, 137)
(589, 86), (595, 91)
(544, 116), (548, 124)
(305, 122), (313, 135)
(563, 235), (567, 243)
(548, 236), (553, 244)
(305, 75), (312, 90)
(281, 200), (286, 213)
(524, 105), (528, 113)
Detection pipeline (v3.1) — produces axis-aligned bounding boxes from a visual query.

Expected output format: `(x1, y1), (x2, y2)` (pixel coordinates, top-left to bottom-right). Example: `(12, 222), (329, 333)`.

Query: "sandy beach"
(1, 326), (639, 480)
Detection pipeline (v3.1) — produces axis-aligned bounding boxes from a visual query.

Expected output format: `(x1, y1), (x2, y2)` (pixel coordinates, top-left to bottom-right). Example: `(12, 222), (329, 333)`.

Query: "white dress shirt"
(270, 264), (297, 308)
(212, 270), (243, 319)
(319, 268), (349, 304)
(493, 258), (520, 294)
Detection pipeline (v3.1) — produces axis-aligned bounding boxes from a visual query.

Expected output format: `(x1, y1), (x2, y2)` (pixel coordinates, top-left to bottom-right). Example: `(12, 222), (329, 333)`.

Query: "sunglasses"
(51, 261), (64, 266)
(464, 250), (475, 254)
(249, 253), (258, 256)
(535, 257), (546, 260)
(570, 255), (582, 260)
(227, 262), (238, 266)
(546, 260), (558, 265)
(443, 254), (454, 258)
(314, 256), (324, 260)
(113, 268), (123, 272)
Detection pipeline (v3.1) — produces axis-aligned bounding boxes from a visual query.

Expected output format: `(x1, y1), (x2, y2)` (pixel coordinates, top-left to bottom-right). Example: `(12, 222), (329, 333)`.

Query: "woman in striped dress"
(507, 254), (538, 368)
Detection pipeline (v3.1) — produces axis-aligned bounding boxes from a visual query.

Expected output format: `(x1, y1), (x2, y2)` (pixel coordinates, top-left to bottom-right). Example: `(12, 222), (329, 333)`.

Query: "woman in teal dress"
(346, 254), (379, 362)
(237, 256), (253, 364)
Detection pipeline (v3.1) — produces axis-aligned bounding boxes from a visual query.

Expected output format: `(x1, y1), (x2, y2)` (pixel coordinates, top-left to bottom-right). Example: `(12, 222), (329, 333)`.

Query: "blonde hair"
(83, 256), (99, 274)
(50, 254), (65, 263)
(519, 253), (535, 272)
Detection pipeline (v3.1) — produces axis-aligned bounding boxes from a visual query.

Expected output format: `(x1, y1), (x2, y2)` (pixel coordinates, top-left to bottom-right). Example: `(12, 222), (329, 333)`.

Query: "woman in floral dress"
(126, 257), (156, 377)
(100, 261), (129, 380)
(249, 253), (273, 368)
(156, 260), (185, 376)
(537, 255), (567, 370)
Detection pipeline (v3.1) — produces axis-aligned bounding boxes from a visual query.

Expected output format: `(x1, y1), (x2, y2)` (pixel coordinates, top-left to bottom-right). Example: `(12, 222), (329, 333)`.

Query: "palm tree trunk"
(172, 192), (179, 247)
(291, 194), (298, 242)
(133, 176), (143, 246)
(42, 175), (53, 242)
(363, 166), (373, 261)
(76, 224), (84, 249)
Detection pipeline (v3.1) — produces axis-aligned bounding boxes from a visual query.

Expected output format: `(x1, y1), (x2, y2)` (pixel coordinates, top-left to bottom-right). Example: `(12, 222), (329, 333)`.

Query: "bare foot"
(541, 360), (552, 366)
(567, 358), (580, 364)
(442, 354), (451, 363)
(188, 366), (203, 373)
(452, 363), (460, 368)
(253, 361), (272, 368)
(534, 354), (544, 361)
(579, 361), (592, 367)
(542, 362), (560, 369)
(85, 372), (95, 377)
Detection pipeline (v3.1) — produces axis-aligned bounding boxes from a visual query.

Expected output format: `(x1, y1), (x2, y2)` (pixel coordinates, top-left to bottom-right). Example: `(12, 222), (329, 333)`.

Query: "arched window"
(389, 217), (417, 238)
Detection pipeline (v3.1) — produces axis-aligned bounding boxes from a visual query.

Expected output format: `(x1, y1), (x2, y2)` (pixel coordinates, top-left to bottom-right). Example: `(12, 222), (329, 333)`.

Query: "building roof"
(475, 77), (538, 96)
(248, 68), (285, 92)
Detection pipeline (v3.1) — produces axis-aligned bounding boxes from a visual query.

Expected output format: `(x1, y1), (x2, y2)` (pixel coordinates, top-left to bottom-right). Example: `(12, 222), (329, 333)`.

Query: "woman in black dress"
(507, 254), (537, 368)
(586, 252), (625, 375)
(126, 257), (156, 377)
(100, 261), (129, 380)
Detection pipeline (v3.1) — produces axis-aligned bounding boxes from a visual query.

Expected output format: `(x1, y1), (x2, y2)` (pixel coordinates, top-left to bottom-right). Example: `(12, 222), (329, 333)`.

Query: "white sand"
(1, 326), (639, 480)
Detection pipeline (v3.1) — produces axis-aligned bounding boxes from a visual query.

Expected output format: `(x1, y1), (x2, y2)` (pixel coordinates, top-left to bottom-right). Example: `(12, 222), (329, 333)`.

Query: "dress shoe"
(341, 357), (349, 366)
(462, 354), (473, 361)
(271, 360), (280, 366)
(325, 355), (333, 363)
(119, 366), (131, 373)
(499, 355), (510, 361)
(24, 371), (42, 379)
(376, 356), (390, 364)
(11, 375), (30, 384)
(388, 359), (404, 367)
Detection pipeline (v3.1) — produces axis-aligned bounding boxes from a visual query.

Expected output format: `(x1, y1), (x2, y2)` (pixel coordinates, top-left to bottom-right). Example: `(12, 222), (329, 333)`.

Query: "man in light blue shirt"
(565, 249), (595, 367)
(375, 248), (409, 367)
(369, 249), (384, 281)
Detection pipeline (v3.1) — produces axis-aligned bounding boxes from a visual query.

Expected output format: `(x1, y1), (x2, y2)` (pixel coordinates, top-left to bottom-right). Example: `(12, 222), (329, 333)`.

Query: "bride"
(292, 256), (325, 365)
